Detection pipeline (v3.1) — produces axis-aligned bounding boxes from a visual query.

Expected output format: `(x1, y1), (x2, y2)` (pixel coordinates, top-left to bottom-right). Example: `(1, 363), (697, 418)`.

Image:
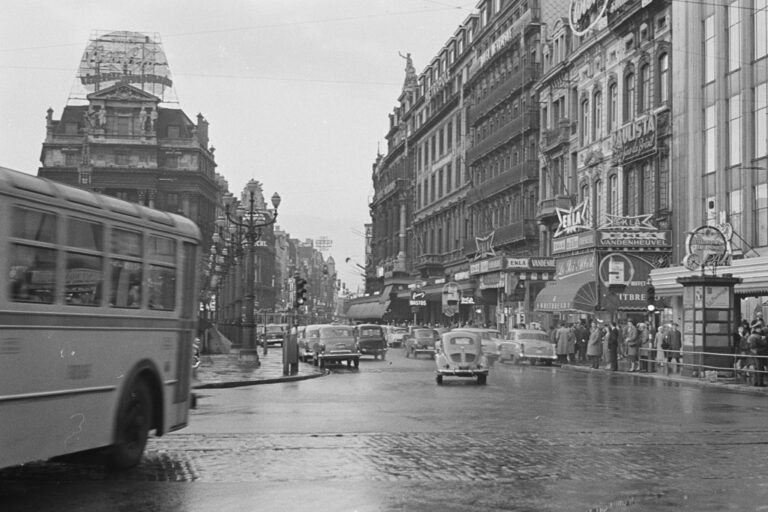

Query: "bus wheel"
(108, 378), (152, 469)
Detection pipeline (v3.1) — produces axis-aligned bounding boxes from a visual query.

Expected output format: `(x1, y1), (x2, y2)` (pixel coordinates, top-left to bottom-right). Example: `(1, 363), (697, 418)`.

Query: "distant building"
(38, 30), (219, 249)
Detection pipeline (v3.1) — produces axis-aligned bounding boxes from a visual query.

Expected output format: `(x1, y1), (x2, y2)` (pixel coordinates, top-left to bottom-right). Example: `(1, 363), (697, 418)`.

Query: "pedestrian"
(653, 324), (667, 373)
(586, 320), (603, 369)
(663, 322), (682, 373)
(575, 320), (589, 362)
(734, 322), (751, 383)
(607, 320), (620, 371)
(625, 319), (640, 372)
(637, 323), (651, 372)
(567, 324), (577, 363)
(556, 323), (571, 364)
(747, 325), (768, 387)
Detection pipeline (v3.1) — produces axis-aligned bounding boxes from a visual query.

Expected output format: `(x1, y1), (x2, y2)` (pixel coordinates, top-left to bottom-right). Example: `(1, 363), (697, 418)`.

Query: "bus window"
(67, 218), (103, 251)
(109, 260), (142, 308)
(148, 234), (176, 264)
(9, 244), (56, 303)
(65, 253), (103, 306)
(147, 265), (175, 310)
(112, 228), (142, 257)
(12, 206), (57, 243)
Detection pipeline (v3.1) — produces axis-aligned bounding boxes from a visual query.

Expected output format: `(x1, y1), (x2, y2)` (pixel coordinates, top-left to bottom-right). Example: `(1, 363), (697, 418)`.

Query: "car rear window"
(449, 336), (475, 345)
(510, 331), (549, 341)
(414, 330), (434, 338)
(321, 327), (354, 337)
(359, 327), (383, 337)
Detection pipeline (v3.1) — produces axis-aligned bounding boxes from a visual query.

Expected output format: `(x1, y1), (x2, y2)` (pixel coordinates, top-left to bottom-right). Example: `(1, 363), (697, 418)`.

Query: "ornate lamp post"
(224, 180), (281, 358)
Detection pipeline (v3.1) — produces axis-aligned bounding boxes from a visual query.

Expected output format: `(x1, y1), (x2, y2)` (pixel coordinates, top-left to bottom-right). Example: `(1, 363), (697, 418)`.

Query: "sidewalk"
(192, 348), (326, 389)
(559, 358), (768, 395)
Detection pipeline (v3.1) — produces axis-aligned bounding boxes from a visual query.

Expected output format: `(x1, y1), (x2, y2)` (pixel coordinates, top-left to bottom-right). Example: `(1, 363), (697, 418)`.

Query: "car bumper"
(359, 347), (387, 355)
(317, 352), (360, 361)
(412, 348), (435, 356)
(435, 368), (489, 377)
(519, 354), (557, 362)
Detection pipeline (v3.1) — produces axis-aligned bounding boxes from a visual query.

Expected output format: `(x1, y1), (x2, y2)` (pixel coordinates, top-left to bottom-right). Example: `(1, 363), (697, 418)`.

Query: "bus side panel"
(0, 321), (178, 469)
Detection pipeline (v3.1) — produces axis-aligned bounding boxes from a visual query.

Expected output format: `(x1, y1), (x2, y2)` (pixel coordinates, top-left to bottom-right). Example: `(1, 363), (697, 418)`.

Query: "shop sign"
(599, 213), (655, 231)
(554, 200), (590, 238)
(479, 272), (503, 289)
(556, 253), (595, 277)
(442, 282), (460, 317)
(569, 0), (640, 36)
(683, 225), (729, 270)
(469, 256), (506, 276)
(598, 230), (670, 248)
(553, 230), (596, 254)
(460, 296), (475, 305)
(612, 113), (656, 166)
(507, 257), (556, 270)
(454, 270), (470, 281)
(597, 253), (654, 309)
(409, 290), (427, 307)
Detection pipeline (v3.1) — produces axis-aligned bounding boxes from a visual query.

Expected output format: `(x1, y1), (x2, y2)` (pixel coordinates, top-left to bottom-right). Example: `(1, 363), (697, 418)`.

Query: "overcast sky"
(0, 0), (476, 292)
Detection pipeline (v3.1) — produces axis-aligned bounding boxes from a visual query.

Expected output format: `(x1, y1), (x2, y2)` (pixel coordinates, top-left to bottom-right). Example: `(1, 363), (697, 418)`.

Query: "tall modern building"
(651, 0), (768, 324)
(38, 30), (220, 250)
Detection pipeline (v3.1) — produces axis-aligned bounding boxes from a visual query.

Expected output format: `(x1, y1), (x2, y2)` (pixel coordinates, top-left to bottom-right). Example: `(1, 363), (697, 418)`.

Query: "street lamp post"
(224, 181), (281, 358)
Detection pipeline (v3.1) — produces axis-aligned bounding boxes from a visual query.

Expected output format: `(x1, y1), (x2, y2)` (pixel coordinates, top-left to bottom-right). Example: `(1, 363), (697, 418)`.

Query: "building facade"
(534, 0), (673, 328)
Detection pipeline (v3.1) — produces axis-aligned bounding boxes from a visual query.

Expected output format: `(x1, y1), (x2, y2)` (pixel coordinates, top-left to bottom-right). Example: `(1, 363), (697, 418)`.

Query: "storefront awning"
(650, 255), (768, 297)
(345, 300), (391, 320)
(534, 271), (597, 313)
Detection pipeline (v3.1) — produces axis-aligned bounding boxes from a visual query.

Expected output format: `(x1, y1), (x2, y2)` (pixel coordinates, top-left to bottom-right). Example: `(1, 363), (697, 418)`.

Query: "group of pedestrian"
(735, 313), (768, 387)
(550, 317), (682, 373)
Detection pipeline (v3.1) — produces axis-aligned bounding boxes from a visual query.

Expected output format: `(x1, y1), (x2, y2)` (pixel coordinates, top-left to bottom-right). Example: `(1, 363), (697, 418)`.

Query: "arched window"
(639, 63), (651, 111)
(608, 82), (618, 131)
(624, 71), (636, 122)
(581, 98), (590, 145)
(658, 53), (669, 104)
(580, 182), (589, 204)
(593, 91), (603, 140)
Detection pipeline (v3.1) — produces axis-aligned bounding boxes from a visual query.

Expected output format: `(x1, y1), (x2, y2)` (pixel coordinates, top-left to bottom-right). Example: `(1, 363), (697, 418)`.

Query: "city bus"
(0, 167), (200, 469)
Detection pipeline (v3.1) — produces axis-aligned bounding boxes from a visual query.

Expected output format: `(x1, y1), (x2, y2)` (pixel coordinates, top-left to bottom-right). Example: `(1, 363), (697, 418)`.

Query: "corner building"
(38, 31), (219, 249)
(535, 0), (673, 327)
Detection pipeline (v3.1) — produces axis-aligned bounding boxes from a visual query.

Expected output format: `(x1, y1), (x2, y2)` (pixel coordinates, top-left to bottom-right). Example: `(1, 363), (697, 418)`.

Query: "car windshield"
(266, 325), (285, 334)
(320, 327), (354, 337)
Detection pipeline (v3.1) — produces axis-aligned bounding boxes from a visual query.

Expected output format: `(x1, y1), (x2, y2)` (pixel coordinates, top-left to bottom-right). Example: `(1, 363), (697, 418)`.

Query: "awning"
(534, 270), (597, 313)
(650, 255), (768, 297)
(345, 300), (391, 320)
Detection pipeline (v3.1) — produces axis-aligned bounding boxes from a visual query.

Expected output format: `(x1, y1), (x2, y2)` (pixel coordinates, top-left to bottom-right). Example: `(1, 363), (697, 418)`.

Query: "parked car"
(499, 329), (557, 365)
(259, 323), (287, 346)
(354, 324), (387, 360)
(434, 331), (489, 385)
(451, 327), (503, 366)
(404, 328), (438, 359)
(309, 324), (360, 368)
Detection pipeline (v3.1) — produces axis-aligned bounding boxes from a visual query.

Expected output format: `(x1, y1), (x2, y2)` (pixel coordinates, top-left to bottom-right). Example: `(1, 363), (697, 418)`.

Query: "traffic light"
(646, 285), (656, 311)
(295, 276), (308, 308)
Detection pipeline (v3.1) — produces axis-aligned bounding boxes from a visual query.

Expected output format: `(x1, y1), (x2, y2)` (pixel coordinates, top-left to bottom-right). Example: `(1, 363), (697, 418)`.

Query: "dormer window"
(167, 125), (180, 138)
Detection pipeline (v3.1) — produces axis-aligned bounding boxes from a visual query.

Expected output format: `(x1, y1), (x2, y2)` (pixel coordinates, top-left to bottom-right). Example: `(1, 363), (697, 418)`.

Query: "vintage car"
(404, 328), (438, 359)
(451, 327), (503, 366)
(384, 326), (408, 348)
(499, 329), (557, 365)
(435, 331), (489, 385)
(297, 325), (313, 362)
(259, 323), (288, 346)
(354, 324), (387, 360)
(309, 324), (360, 368)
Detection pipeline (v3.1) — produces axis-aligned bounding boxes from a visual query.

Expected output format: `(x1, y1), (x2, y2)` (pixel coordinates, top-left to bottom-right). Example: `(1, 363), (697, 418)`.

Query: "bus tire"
(108, 377), (153, 469)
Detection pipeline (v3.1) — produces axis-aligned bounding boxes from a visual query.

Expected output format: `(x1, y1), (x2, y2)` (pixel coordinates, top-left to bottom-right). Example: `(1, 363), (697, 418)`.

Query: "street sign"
(410, 290), (426, 307)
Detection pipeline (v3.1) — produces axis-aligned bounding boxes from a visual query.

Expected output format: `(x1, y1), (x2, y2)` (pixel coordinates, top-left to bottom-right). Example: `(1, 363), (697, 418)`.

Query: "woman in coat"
(556, 323), (571, 364)
(586, 320), (603, 369)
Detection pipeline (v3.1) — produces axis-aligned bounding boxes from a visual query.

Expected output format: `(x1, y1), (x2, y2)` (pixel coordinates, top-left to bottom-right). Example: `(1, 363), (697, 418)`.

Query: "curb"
(560, 363), (768, 395)
(192, 368), (329, 389)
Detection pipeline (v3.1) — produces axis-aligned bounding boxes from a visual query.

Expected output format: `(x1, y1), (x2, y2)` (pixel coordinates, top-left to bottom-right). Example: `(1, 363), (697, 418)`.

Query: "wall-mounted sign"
(507, 257), (556, 270)
(599, 213), (655, 231)
(556, 253), (596, 277)
(598, 230), (671, 248)
(474, 232), (496, 260)
(612, 113), (656, 166)
(410, 290), (427, 307)
(684, 225), (729, 271)
(554, 200), (591, 238)
(553, 230), (596, 254)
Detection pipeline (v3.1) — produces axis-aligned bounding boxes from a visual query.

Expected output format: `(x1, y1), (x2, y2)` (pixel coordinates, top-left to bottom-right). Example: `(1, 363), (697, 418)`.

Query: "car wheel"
(107, 377), (152, 469)
(477, 374), (487, 385)
(353, 358), (359, 369)
(543, 360), (553, 366)
(436, 374), (443, 385)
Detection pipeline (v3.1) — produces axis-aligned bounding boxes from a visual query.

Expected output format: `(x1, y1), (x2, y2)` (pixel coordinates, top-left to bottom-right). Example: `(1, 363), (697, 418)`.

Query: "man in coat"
(663, 323), (682, 373)
(607, 320), (620, 371)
